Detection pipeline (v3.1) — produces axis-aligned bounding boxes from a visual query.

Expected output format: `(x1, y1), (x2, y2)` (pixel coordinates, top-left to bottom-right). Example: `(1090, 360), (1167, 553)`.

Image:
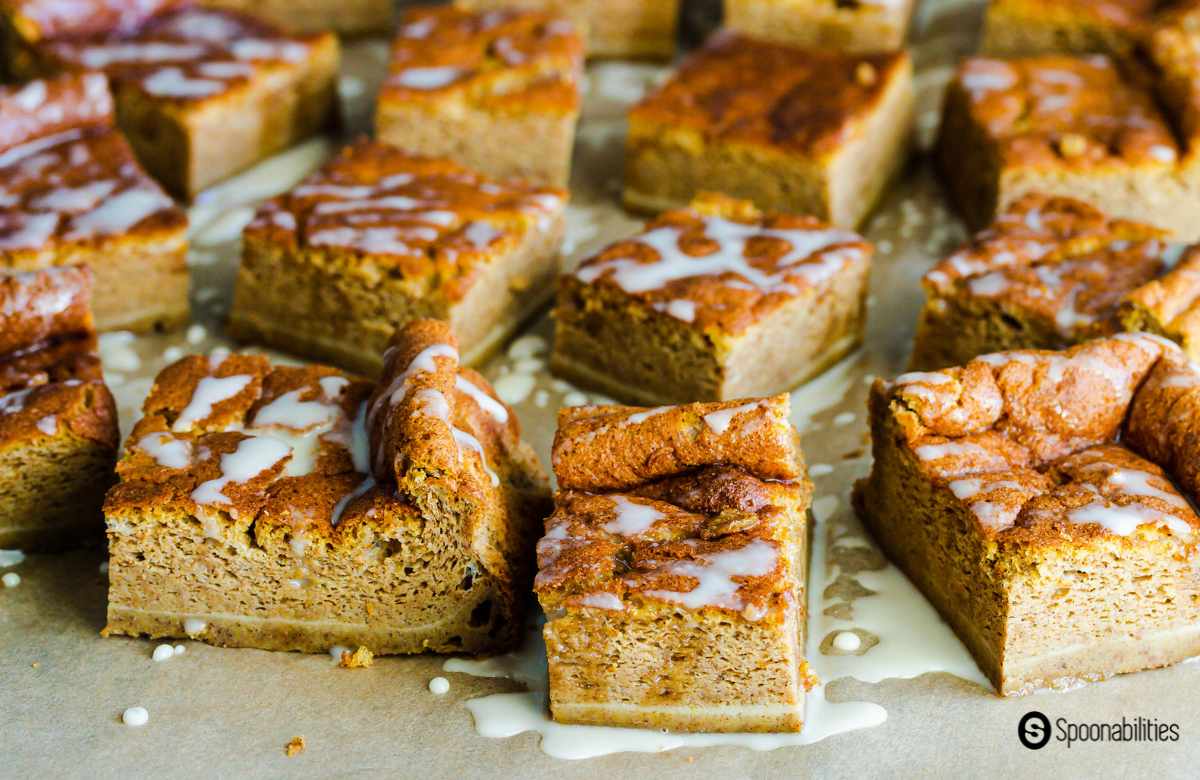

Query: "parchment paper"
(2, 2), (1198, 777)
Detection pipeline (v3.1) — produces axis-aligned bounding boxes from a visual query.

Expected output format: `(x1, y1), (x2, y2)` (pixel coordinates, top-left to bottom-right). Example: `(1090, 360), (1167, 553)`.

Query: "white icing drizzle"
(141, 67), (225, 98)
(172, 374), (254, 432)
(702, 401), (761, 435)
(579, 592), (624, 611)
(642, 538), (778, 613)
(35, 415), (57, 435)
(603, 495), (664, 537)
(577, 218), (862, 298)
(190, 435), (292, 505)
(455, 376), (509, 424)
(392, 66), (466, 90)
(959, 59), (1017, 96)
(138, 432), (193, 469)
(914, 441), (989, 461)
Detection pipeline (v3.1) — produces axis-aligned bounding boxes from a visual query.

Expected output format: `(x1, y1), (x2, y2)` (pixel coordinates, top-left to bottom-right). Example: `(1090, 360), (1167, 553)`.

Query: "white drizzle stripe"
(577, 217), (861, 300)
(642, 538), (778, 614)
(173, 375), (253, 432)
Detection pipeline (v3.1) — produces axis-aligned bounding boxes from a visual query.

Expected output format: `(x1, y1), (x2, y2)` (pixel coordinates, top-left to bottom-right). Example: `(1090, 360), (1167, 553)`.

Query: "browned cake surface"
(104, 319), (549, 655)
(0, 265), (119, 549)
(242, 141), (565, 292)
(0, 0), (178, 42)
(30, 5), (329, 106)
(381, 6), (582, 116)
(947, 55), (1179, 171)
(0, 74), (184, 251)
(629, 33), (909, 161)
(912, 195), (1192, 367)
(537, 395), (814, 732)
(454, 0), (680, 59)
(857, 334), (1200, 694)
(195, 0), (393, 36)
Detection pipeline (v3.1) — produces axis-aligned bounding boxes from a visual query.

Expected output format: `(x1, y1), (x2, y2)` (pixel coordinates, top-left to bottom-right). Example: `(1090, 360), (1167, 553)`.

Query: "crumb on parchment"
(338, 646), (374, 669)
(285, 736), (305, 757)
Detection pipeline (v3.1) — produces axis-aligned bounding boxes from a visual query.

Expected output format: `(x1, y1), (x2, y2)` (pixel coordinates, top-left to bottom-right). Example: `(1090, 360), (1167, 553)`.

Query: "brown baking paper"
(3, 1), (1199, 776)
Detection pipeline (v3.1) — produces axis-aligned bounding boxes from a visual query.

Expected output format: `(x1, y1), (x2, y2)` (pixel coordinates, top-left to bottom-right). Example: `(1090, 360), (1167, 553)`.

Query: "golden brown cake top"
(537, 395), (810, 622)
(0, 0), (178, 42)
(923, 195), (1184, 341)
(628, 32), (910, 158)
(572, 193), (871, 336)
(106, 319), (528, 552)
(0, 72), (113, 155)
(949, 55), (1180, 169)
(38, 6), (330, 105)
(880, 334), (1200, 545)
(244, 141), (566, 303)
(0, 77), (184, 253)
(381, 6), (583, 114)
(0, 265), (117, 451)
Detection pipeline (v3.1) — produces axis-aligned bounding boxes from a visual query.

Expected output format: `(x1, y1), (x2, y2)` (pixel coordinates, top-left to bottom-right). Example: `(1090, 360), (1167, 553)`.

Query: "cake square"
(552, 193), (872, 405)
(103, 318), (550, 655)
(624, 33), (914, 227)
(856, 334), (1200, 694)
(935, 55), (1196, 236)
(376, 6), (583, 187)
(911, 194), (1200, 369)
(0, 266), (119, 550)
(228, 140), (566, 376)
(0, 73), (189, 333)
(981, 0), (1154, 58)
(197, 0), (394, 36)
(454, 0), (680, 59)
(724, 0), (916, 53)
(536, 394), (814, 732)
(2, 2), (340, 199)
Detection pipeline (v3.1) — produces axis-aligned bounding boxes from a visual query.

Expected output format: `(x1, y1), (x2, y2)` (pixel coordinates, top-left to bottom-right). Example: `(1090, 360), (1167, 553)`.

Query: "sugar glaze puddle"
(443, 492), (989, 760)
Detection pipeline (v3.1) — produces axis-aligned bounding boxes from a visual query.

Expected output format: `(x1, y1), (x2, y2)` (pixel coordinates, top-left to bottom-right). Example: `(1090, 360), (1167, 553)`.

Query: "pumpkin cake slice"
(104, 319), (550, 655)
(536, 394), (815, 732)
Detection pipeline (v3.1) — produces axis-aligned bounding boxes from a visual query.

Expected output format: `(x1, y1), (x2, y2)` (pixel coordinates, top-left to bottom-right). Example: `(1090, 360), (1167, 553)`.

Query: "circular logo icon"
(1018, 711), (1052, 750)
